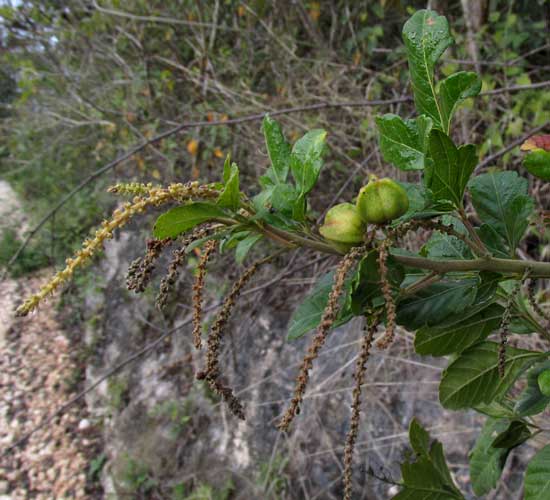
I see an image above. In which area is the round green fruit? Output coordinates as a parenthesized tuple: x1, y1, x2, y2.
(356, 178, 409, 224)
(538, 370, 550, 397)
(319, 203, 364, 244)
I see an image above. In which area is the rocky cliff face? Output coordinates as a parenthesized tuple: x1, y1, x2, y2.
(77, 226, 482, 499)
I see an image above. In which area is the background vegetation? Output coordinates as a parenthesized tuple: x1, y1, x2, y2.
(1, 1, 550, 498)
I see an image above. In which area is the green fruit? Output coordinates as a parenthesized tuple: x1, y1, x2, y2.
(319, 203, 364, 244)
(538, 370, 550, 397)
(357, 178, 409, 224)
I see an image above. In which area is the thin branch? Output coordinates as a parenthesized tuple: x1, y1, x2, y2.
(4, 80, 550, 279)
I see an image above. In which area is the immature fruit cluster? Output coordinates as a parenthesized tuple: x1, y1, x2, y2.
(357, 178, 409, 224)
(319, 178, 409, 244)
(538, 370, 550, 397)
(319, 203, 364, 244)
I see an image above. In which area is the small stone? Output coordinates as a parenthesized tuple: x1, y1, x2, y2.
(78, 419, 91, 432)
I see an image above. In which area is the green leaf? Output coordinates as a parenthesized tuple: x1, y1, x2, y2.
(262, 115, 291, 183)
(422, 224, 473, 260)
(270, 183, 300, 216)
(469, 418, 511, 496)
(415, 303, 503, 356)
(409, 418, 431, 456)
(287, 271, 354, 341)
(425, 130, 476, 207)
(491, 420, 531, 449)
(438, 71, 481, 134)
(351, 251, 405, 315)
(524, 150, 550, 181)
(217, 161, 240, 210)
(402, 10, 453, 130)
(392, 418, 465, 500)
(469, 171, 534, 251)
(376, 114, 432, 171)
(515, 360, 550, 416)
(474, 400, 517, 419)
(290, 129, 327, 196)
(153, 203, 228, 239)
(235, 233, 263, 264)
(439, 341, 541, 410)
(397, 277, 479, 330)
(525, 446, 550, 500)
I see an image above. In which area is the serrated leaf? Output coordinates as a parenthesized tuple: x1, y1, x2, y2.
(402, 10, 453, 129)
(524, 150, 550, 181)
(425, 130, 476, 207)
(397, 277, 478, 330)
(439, 341, 541, 410)
(439, 71, 481, 134)
(469, 418, 511, 496)
(270, 183, 300, 216)
(235, 233, 263, 264)
(422, 228, 472, 260)
(153, 203, 228, 239)
(516, 360, 550, 416)
(415, 303, 502, 356)
(262, 115, 291, 183)
(392, 418, 465, 500)
(290, 129, 327, 196)
(524, 446, 550, 500)
(469, 171, 534, 251)
(376, 114, 432, 171)
(217, 161, 240, 210)
(287, 271, 353, 341)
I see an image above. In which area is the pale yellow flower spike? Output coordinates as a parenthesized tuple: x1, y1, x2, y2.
(15, 182, 219, 317)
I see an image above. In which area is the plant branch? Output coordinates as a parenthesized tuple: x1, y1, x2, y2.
(5, 81, 550, 280)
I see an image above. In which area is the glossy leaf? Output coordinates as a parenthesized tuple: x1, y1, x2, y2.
(287, 271, 353, 341)
(392, 418, 465, 500)
(397, 277, 478, 330)
(515, 360, 550, 416)
(425, 130, 476, 207)
(524, 446, 550, 500)
(290, 129, 327, 196)
(524, 150, 550, 181)
(469, 171, 534, 251)
(415, 303, 502, 356)
(469, 418, 511, 496)
(153, 203, 227, 239)
(439, 342, 541, 410)
(376, 114, 432, 171)
(402, 10, 453, 129)
(262, 115, 291, 183)
(439, 71, 481, 134)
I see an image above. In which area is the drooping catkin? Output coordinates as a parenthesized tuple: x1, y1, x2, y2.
(498, 269, 531, 377)
(127, 238, 172, 293)
(527, 278, 550, 325)
(155, 227, 211, 311)
(192, 240, 218, 349)
(277, 246, 365, 432)
(16, 181, 219, 316)
(343, 312, 381, 500)
(376, 240, 396, 350)
(197, 253, 276, 419)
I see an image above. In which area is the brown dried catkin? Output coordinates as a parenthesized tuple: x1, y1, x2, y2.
(277, 246, 365, 432)
(343, 313, 380, 500)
